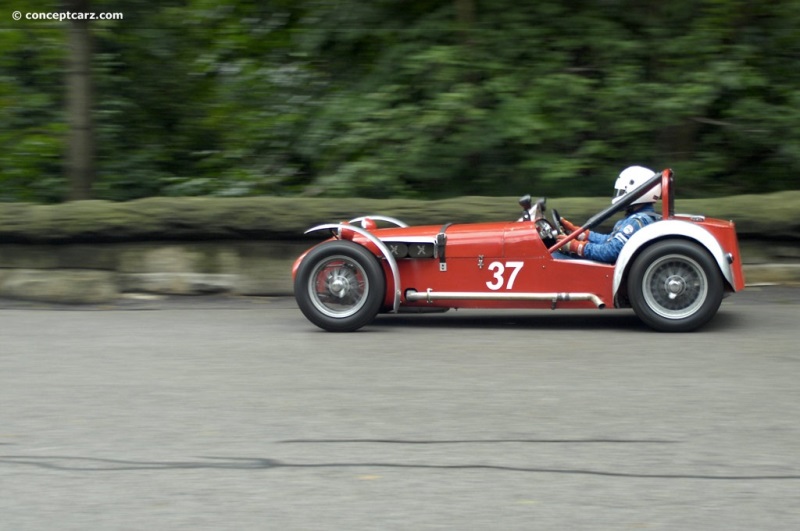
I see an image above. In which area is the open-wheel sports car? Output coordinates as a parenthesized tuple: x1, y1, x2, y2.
(292, 169, 745, 332)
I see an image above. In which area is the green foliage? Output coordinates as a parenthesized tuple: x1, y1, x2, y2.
(0, 16, 66, 202)
(2, 191, 800, 243)
(0, 0, 799, 202)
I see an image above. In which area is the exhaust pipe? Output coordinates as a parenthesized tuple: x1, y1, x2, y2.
(405, 289, 606, 309)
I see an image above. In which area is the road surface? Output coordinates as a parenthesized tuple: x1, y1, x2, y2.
(1, 287, 799, 530)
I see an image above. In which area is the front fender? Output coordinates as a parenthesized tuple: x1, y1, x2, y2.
(613, 220, 736, 299)
(304, 224, 401, 313)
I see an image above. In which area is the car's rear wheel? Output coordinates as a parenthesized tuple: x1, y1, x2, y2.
(628, 239, 723, 332)
(294, 240, 385, 332)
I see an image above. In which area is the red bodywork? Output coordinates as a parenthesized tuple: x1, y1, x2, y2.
(357, 222, 615, 311)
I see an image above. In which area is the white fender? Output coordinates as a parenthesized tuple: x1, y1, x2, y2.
(613, 220, 736, 298)
(349, 215, 408, 228)
(305, 224, 401, 313)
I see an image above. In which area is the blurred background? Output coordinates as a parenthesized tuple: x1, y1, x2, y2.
(1, 0, 799, 203)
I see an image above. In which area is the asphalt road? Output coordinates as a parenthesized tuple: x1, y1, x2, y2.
(1, 287, 799, 530)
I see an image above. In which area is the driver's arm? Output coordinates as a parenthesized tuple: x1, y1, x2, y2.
(581, 237, 625, 264)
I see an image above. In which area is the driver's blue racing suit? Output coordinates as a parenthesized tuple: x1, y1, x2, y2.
(557, 204, 659, 264)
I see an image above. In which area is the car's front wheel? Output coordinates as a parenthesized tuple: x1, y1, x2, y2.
(294, 240, 386, 332)
(628, 239, 724, 332)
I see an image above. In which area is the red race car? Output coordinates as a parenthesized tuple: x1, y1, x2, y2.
(292, 169, 745, 332)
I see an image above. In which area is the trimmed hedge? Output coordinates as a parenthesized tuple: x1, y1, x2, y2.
(1, 191, 798, 243)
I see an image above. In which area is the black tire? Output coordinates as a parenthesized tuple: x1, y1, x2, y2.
(294, 240, 386, 332)
(627, 239, 724, 332)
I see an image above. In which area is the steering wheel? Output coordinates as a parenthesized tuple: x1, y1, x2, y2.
(534, 219, 557, 247)
(552, 208, 565, 234)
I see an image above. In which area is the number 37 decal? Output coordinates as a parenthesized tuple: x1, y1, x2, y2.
(485, 261, 524, 290)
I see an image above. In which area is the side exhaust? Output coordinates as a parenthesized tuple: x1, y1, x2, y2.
(405, 289, 606, 309)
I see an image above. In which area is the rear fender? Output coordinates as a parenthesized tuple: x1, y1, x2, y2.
(304, 224, 401, 313)
(613, 220, 736, 299)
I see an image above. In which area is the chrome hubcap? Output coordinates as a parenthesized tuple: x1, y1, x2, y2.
(665, 275, 686, 300)
(329, 274, 351, 298)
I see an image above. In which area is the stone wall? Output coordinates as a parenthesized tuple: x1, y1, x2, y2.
(2, 190, 799, 303)
(0, 240, 309, 303)
(0, 238, 798, 304)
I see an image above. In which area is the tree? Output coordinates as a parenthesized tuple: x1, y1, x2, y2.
(65, 0, 94, 200)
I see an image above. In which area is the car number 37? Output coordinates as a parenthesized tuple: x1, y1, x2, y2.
(486, 261, 524, 290)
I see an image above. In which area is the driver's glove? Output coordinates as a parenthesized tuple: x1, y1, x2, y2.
(557, 235, 586, 257)
(560, 217, 589, 240)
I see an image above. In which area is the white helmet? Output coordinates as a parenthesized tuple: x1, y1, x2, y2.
(612, 166, 661, 205)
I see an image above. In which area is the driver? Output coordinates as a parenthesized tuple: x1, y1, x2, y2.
(556, 166, 661, 264)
